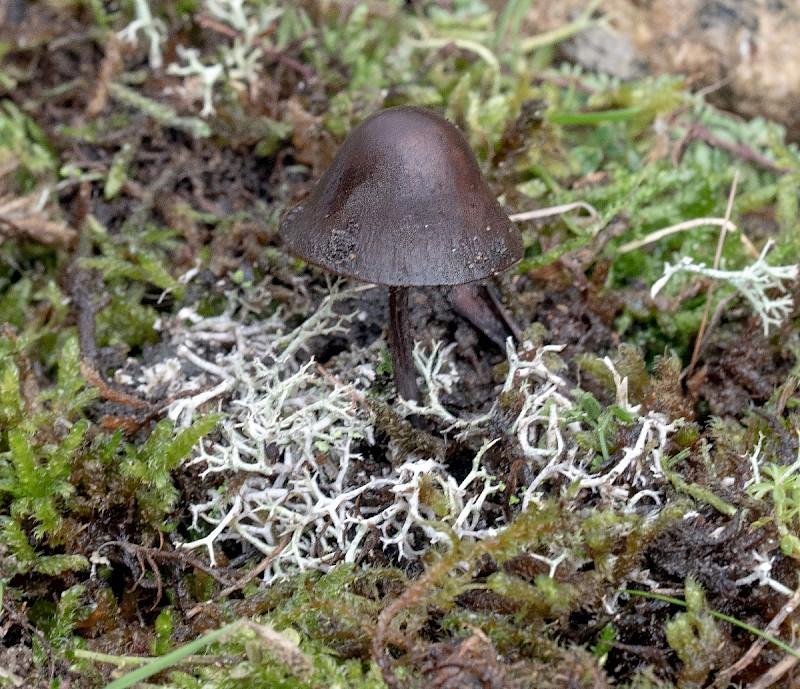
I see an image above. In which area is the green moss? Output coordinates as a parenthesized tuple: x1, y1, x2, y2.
(0, 518, 89, 576)
(28, 583, 91, 658)
(121, 415, 220, 526)
(0, 100, 57, 186)
(0, 336, 94, 550)
(485, 570, 549, 615)
(94, 286, 159, 351)
(2, 0, 800, 686)
(153, 607, 178, 655)
(0, 322, 221, 580)
(1, 422, 84, 537)
(664, 579, 722, 688)
(748, 453, 800, 559)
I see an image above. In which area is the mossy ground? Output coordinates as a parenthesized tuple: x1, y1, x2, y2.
(1, 1, 799, 688)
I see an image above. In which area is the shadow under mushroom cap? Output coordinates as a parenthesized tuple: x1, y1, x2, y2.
(280, 106, 524, 287)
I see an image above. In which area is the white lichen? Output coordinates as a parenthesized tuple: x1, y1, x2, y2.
(651, 239, 798, 335)
(186, 319, 679, 579)
(129, 279, 504, 581)
(117, 0, 167, 69)
(164, 0, 286, 113)
(126, 272, 691, 582)
(167, 47, 224, 116)
(735, 551, 794, 596)
(396, 341, 481, 433)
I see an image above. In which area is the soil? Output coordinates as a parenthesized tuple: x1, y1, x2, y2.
(506, 0, 800, 142)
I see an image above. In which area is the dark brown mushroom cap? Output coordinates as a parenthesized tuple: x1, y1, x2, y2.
(280, 106, 523, 287)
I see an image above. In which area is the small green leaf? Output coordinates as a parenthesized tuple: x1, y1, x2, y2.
(105, 142, 135, 200)
(35, 554, 90, 576)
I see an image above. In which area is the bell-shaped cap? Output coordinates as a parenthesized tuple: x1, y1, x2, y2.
(280, 106, 523, 287)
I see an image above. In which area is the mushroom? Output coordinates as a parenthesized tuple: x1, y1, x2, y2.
(280, 106, 523, 401)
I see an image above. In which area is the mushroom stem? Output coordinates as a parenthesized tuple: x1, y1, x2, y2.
(449, 283, 521, 349)
(387, 285, 420, 402)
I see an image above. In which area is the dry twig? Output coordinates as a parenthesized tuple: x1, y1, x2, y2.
(684, 171, 739, 380)
(86, 31, 124, 119)
(714, 584, 800, 687)
(0, 194, 76, 247)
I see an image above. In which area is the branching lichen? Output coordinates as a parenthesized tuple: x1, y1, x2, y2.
(145, 278, 690, 585)
(168, 283, 507, 579)
(117, 0, 166, 69)
(651, 239, 798, 335)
